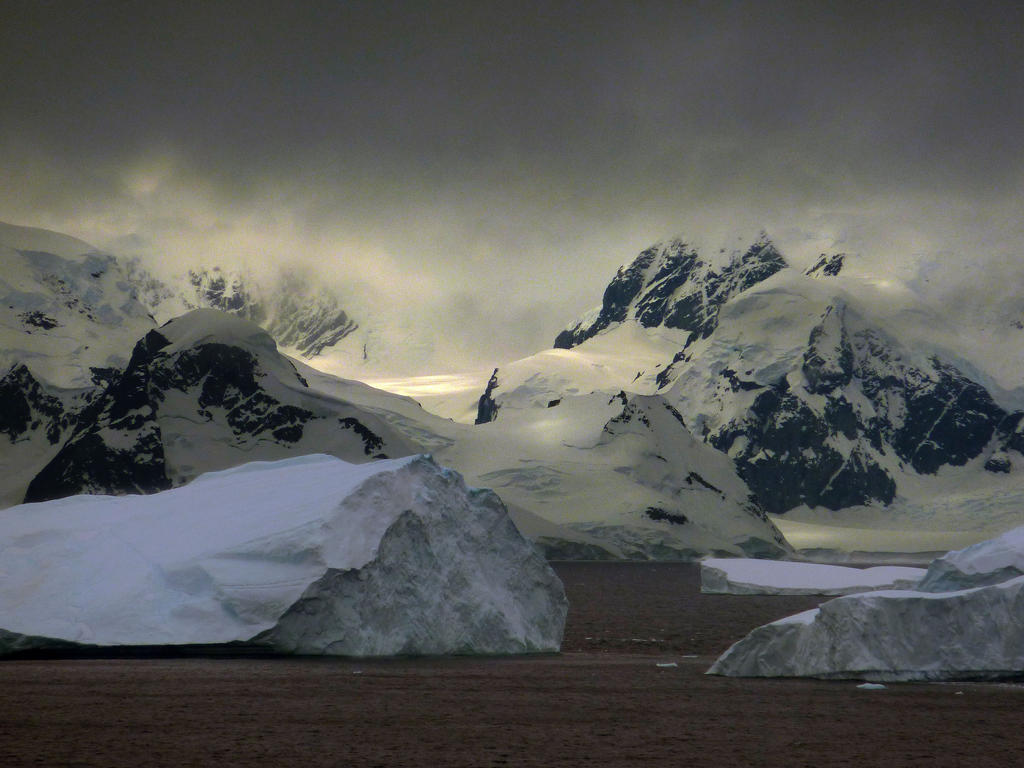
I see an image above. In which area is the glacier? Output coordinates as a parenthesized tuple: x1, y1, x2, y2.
(0, 454, 567, 656)
(700, 558, 924, 595)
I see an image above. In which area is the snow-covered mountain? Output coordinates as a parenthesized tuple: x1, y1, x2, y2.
(6, 307, 788, 559)
(1, 222, 787, 560)
(126, 259, 458, 379)
(457, 233, 1024, 550)
(24, 220, 1024, 558)
(0, 218, 433, 386)
(23, 309, 417, 504)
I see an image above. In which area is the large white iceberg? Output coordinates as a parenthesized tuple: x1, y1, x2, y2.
(0, 454, 567, 656)
(700, 558, 925, 595)
(917, 524, 1024, 592)
(707, 577, 1024, 681)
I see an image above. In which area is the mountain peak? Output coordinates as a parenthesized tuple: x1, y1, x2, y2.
(554, 234, 788, 350)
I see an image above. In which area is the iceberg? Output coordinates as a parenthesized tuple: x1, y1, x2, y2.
(917, 524, 1024, 592)
(707, 577, 1024, 681)
(0, 454, 567, 656)
(700, 558, 924, 595)
(708, 527, 1024, 681)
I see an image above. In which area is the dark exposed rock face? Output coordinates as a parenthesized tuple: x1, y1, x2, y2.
(338, 417, 387, 457)
(0, 363, 108, 506)
(805, 253, 845, 277)
(475, 368, 501, 425)
(0, 364, 75, 446)
(25, 331, 176, 502)
(710, 377, 898, 514)
(555, 235, 787, 350)
(18, 310, 60, 330)
(644, 507, 689, 525)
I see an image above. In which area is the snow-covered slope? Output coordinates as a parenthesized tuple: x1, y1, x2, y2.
(0, 454, 567, 656)
(22, 309, 418, 503)
(437, 391, 789, 559)
(288, 357, 789, 560)
(0, 223, 157, 388)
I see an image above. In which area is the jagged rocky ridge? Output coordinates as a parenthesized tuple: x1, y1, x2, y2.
(129, 264, 360, 359)
(22, 309, 416, 503)
(555, 234, 786, 350)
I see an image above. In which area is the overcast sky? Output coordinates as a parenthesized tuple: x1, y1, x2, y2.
(2, 1, 1022, 373)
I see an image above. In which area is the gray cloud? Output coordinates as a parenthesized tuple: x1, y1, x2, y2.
(2, 0, 1022, 372)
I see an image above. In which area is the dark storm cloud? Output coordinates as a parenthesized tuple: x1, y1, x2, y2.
(2, 0, 1023, 370)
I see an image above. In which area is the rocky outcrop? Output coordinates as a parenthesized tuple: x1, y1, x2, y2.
(0, 364, 72, 446)
(805, 253, 845, 277)
(475, 368, 501, 424)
